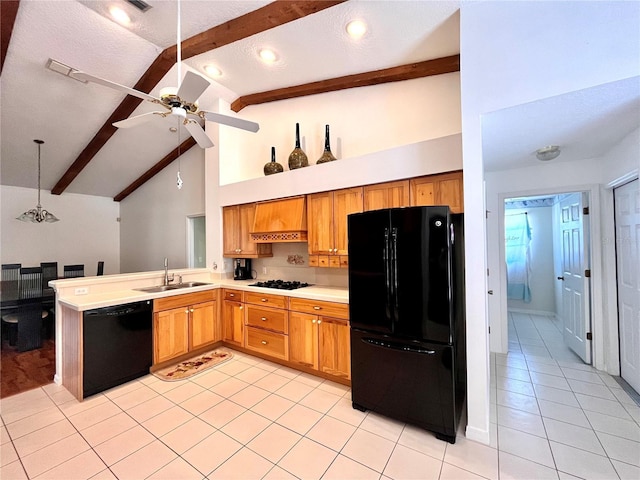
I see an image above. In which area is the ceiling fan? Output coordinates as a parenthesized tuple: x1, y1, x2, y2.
(69, 0, 258, 149)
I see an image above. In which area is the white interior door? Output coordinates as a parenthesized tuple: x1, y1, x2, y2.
(615, 179, 640, 393)
(559, 193, 591, 363)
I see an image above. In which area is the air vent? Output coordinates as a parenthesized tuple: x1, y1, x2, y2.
(126, 0, 152, 12)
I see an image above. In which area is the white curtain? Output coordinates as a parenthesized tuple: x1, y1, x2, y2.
(505, 213, 532, 303)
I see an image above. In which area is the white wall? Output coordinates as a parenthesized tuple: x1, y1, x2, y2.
(460, 0, 639, 444)
(218, 73, 461, 185)
(119, 147, 205, 273)
(506, 206, 556, 314)
(0, 186, 120, 275)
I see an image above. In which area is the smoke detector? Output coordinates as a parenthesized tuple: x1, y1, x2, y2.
(536, 145, 561, 161)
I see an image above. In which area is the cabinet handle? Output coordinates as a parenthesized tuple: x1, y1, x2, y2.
(261, 298, 267, 302)
(313, 306, 321, 310)
(317, 320, 322, 324)
(312, 319, 317, 324)
(239, 306, 244, 310)
(190, 308, 194, 313)
(261, 340, 268, 345)
(261, 317, 267, 321)
(185, 309, 189, 314)
(229, 293, 235, 297)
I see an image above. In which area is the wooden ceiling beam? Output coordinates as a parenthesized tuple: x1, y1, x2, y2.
(51, 0, 346, 197)
(113, 137, 197, 202)
(1, 0, 20, 74)
(231, 54, 460, 112)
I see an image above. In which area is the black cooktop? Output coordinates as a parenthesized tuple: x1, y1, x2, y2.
(249, 280, 312, 290)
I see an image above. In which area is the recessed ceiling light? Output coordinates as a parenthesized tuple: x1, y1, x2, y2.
(204, 65, 222, 78)
(259, 48, 278, 64)
(109, 6, 131, 25)
(346, 20, 367, 39)
(535, 145, 561, 161)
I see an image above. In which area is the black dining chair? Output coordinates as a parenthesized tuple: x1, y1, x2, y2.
(1, 263, 21, 340)
(1, 267, 48, 351)
(97, 261, 104, 276)
(63, 264, 84, 278)
(41, 262, 58, 291)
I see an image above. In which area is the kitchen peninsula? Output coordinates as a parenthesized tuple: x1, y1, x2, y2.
(51, 270, 349, 401)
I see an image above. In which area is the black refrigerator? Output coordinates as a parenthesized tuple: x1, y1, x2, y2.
(348, 206, 466, 443)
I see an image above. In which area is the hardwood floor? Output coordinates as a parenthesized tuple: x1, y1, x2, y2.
(0, 338, 56, 399)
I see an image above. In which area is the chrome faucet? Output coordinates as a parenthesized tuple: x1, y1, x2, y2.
(163, 257, 174, 286)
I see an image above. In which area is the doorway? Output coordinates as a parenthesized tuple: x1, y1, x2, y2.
(504, 191, 592, 364)
(187, 215, 206, 268)
(614, 179, 640, 393)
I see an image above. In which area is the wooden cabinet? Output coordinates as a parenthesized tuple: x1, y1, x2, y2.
(222, 289, 244, 347)
(288, 298, 351, 380)
(223, 203, 272, 258)
(153, 290, 219, 365)
(307, 187, 363, 268)
(244, 292, 289, 360)
(364, 180, 410, 211)
(410, 170, 463, 213)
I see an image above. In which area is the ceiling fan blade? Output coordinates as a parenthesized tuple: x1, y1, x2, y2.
(71, 71, 159, 103)
(113, 112, 165, 128)
(177, 71, 210, 103)
(184, 119, 214, 149)
(202, 111, 260, 133)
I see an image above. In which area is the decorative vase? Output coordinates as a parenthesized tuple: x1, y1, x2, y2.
(316, 124, 337, 164)
(288, 123, 308, 169)
(264, 146, 283, 175)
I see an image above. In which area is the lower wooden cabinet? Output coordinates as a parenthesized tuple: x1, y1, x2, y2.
(153, 291, 219, 365)
(222, 290, 245, 347)
(289, 298, 351, 380)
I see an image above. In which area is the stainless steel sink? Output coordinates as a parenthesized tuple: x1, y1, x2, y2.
(134, 281, 211, 293)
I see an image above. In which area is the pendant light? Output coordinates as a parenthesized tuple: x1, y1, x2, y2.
(16, 140, 59, 223)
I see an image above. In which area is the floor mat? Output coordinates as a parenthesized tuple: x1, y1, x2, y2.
(152, 349, 233, 381)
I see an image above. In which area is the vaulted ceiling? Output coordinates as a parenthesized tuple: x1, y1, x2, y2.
(0, 0, 461, 200)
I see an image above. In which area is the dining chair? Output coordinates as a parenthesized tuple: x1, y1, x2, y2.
(1, 267, 48, 350)
(63, 264, 84, 278)
(97, 261, 104, 276)
(41, 262, 58, 291)
(1, 263, 21, 339)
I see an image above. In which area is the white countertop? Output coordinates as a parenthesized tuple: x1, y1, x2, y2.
(57, 278, 349, 311)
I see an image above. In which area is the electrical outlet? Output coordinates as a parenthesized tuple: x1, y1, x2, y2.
(262, 267, 267, 275)
(74, 287, 88, 295)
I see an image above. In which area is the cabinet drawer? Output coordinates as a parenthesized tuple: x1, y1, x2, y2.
(245, 327, 288, 360)
(154, 290, 216, 312)
(245, 292, 287, 309)
(223, 289, 244, 302)
(289, 298, 349, 320)
(245, 305, 288, 333)
(339, 256, 349, 268)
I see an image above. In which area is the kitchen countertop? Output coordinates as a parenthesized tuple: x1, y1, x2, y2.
(57, 278, 349, 311)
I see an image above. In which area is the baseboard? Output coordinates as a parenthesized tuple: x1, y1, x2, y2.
(508, 308, 557, 317)
(465, 425, 490, 445)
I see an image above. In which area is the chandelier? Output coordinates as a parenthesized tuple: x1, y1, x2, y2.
(16, 140, 59, 223)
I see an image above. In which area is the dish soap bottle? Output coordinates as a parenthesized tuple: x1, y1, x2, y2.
(288, 123, 308, 169)
(316, 124, 337, 164)
(264, 146, 284, 175)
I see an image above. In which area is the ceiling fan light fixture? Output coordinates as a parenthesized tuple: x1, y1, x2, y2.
(346, 20, 367, 39)
(109, 6, 131, 26)
(535, 145, 561, 161)
(17, 140, 59, 224)
(204, 65, 222, 78)
(259, 48, 278, 64)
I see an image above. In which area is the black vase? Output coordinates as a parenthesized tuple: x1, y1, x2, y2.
(316, 124, 337, 164)
(264, 146, 284, 175)
(288, 123, 308, 169)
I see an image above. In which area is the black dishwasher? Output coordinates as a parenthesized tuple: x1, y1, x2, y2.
(83, 300, 153, 398)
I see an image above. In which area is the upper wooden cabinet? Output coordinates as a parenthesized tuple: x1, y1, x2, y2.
(410, 170, 463, 213)
(307, 187, 363, 268)
(223, 203, 273, 258)
(364, 180, 410, 211)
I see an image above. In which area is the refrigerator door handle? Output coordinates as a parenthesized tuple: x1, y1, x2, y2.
(362, 337, 436, 355)
(383, 228, 392, 321)
(391, 227, 399, 323)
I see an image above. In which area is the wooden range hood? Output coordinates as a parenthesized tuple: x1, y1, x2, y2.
(250, 196, 307, 243)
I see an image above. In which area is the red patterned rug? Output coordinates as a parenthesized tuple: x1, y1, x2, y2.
(152, 349, 233, 381)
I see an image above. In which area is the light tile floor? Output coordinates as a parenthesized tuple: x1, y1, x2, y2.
(1, 311, 638, 480)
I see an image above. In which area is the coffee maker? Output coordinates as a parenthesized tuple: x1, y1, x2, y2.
(233, 258, 253, 280)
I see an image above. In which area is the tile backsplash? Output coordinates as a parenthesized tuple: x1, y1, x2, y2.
(251, 243, 348, 288)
